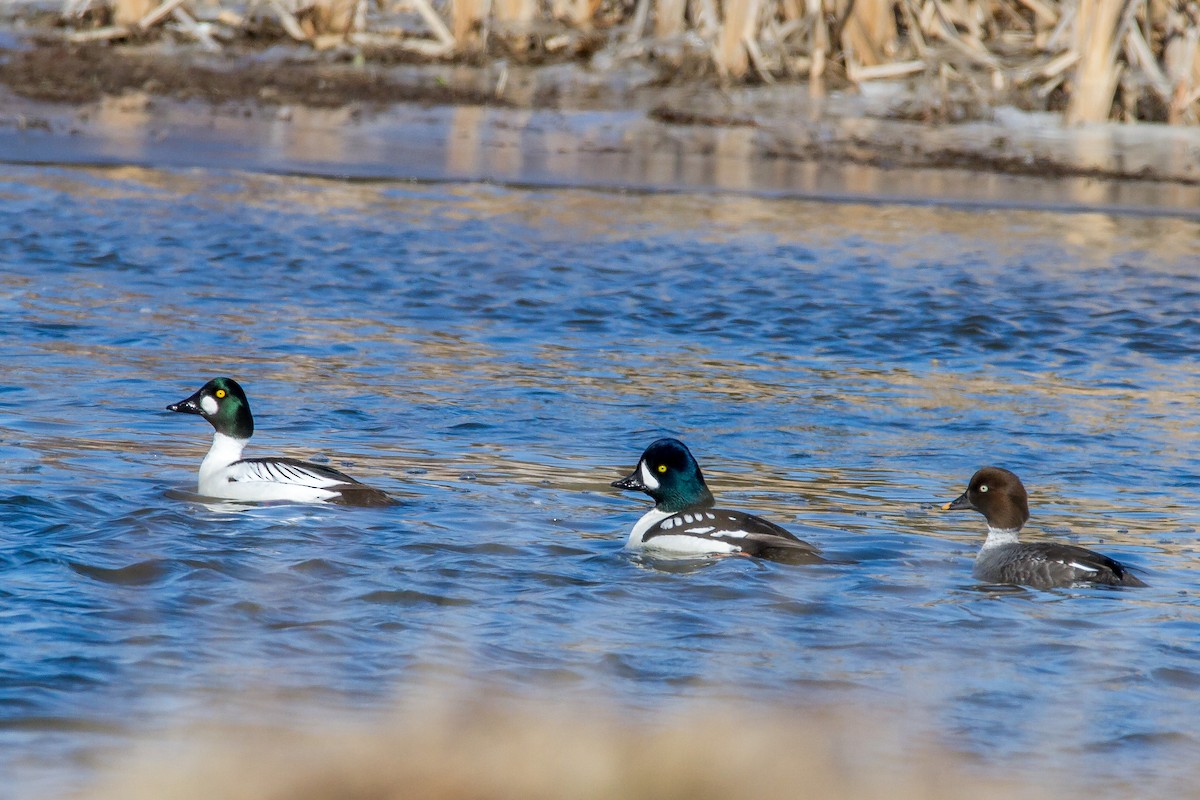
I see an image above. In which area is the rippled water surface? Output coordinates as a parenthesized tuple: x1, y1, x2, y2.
(3, 164, 1200, 796)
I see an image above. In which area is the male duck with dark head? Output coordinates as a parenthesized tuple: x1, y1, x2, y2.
(167, 377, 393, 507)
(942, 466, 1145, 589)
(611, 438, 824, 564)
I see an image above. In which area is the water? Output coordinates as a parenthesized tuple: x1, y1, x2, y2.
(1, 163, 1200, 796)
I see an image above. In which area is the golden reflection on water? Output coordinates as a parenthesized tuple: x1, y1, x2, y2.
(26, 77, 1200, 217)
(447, 106, 486, 176)
(14, 166, 1200, 266)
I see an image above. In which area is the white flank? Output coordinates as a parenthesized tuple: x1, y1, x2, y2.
(642, 534, 739, 557)
(195, 432, 340, 503)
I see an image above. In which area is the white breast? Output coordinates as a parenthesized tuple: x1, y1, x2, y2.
(626, 508, 673, 548)
(197, 432, 247, 493)
(981, 526, 1021, 549)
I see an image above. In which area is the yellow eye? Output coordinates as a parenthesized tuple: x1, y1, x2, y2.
(657, 464, 667, 473)
(215, 389, 226, 399)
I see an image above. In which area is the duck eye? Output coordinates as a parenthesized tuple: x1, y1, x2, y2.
(215, 389, 226, 399)
(979, 484, 988, 493)
(657, 464, 667, 473)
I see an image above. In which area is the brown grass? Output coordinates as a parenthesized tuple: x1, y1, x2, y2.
(87, 698, 1064, 800)
(61, 0, 1200, 124)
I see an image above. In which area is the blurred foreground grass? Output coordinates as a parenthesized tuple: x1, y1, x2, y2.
(89, 696, 1063, 800)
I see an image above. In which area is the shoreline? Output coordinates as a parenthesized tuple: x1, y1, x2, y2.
(2, 34, 1200, 216)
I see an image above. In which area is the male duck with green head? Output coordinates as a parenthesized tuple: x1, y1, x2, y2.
(612, 438, 824, 563)
(167, 377, 392, 506)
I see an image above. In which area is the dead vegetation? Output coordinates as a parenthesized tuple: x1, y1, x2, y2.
(87, 698, 1072, 800)
(38, 0, 1200, 123)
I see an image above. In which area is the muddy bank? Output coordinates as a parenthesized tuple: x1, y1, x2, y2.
(2, 35, 1200, 215)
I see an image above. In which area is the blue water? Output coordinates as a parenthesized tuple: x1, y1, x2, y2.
(2, 164, 1200, 796)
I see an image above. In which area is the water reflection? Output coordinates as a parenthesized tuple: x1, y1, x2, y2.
(6, 92, 1200, 214)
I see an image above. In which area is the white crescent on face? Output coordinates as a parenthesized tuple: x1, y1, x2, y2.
(201, 395, 219, 415)
(639, 461, 660, 491)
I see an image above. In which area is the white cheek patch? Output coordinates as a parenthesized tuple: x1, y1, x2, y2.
(200, 395, 219, 415)
(639, 462, 660, 491)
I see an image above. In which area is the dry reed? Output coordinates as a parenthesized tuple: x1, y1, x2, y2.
(1066, 0, 1125, 123)
(86, 697, 1072, 800)
(66, 0, 1200, 124)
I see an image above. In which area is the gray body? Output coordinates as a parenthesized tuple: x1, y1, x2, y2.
(974, 537, 1146, 589)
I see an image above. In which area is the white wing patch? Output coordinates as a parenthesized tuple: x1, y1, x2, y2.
(659, 513, 717, 530)
(1067, 561, 1099, 573)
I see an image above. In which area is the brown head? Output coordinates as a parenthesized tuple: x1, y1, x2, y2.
(941, 466, 1030, 530)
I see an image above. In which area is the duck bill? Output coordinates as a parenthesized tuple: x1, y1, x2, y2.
(611, 467, 646, 492)
(166, 390, 204, 415)
(941, 491, 972, 511)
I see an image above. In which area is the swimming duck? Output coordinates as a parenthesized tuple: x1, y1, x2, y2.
(166, 377, 393, 507)
(611, 438, 823, 563)
(942, 466, 1145, 588)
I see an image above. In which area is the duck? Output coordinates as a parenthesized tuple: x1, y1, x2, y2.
(166, 377, 393, 507)
(611, 438, 824, 563)
(942, 466, 1145, 589)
